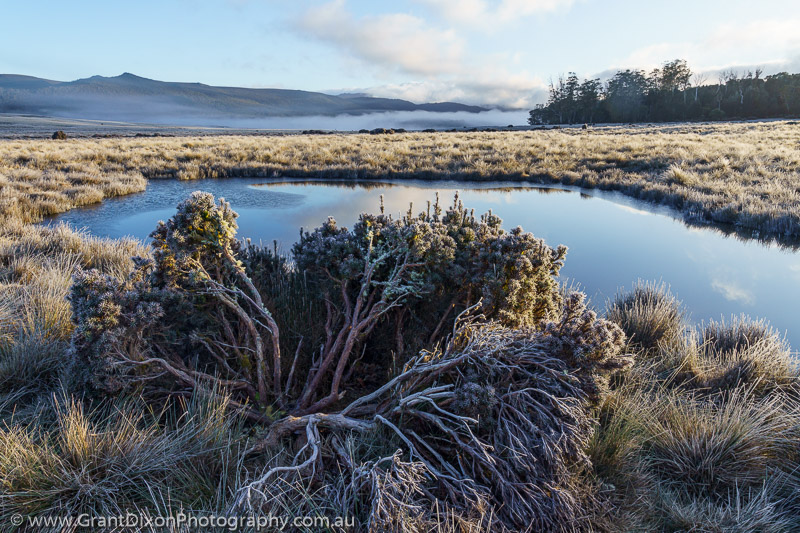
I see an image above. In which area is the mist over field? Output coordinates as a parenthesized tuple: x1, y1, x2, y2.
(209, 109, 530, 130)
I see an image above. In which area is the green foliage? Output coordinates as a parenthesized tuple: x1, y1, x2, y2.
(708, 108, 726, 120)
(530, 59, 800, 124)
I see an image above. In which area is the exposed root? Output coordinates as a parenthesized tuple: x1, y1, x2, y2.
(235, 296, 630, 531)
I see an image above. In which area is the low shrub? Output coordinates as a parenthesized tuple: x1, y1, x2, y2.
(68, 191, 569, 416)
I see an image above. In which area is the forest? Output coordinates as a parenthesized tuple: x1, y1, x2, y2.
(528, 59, 800, 124)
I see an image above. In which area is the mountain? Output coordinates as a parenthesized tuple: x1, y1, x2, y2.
(0, 73, 487, 125)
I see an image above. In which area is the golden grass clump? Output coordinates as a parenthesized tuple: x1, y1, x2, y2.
(0, 392, 246, 522)
(607, 281, 685, 353)
(593, 285, 800, 531)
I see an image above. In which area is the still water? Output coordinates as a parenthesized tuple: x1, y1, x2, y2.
(46, 178, 800, 351)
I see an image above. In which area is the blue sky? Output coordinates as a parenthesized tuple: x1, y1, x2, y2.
(2, 0, 799, 106)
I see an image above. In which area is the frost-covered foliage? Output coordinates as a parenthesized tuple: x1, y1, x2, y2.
(294, 193, 566, 330)
(68, 267, 171, 396)
(69, 193, 281, 418)
(539, 291, 631, 404)
(68, 192, 568, 416)
(290, 192, 568, 394)
(149, 190, 242, 288)
(607, 281, 684, 353)
(289, 193, 567, 412)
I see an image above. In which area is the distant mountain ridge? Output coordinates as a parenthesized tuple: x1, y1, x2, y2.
(0, 73, 487, 125)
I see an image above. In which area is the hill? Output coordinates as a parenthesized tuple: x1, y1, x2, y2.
(0, 73, 486, 124)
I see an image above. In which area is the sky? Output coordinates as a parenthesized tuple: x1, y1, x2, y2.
(2, 0, 799, 107)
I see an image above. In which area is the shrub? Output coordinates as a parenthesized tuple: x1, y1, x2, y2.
(68, 192, 277, 420)
(236, 299, 631, 532)
(69, 191, 569, 417)
(708, 108, 726, 121)
(66, 191, 634, 531)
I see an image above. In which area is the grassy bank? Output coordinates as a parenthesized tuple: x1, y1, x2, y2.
(1, 120, 799, 242)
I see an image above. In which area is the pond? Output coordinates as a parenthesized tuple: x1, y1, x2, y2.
(46, 177, 800, 351)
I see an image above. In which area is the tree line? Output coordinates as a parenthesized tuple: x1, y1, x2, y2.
(528, 59, 800, 125)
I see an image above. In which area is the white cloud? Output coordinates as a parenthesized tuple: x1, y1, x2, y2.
(711, 279, 755, 305)
(617, 18, 800, 75)
(296, 0, 464, 76)
(295, 0, 547, 107)
(349, 77, 548, 108)
(415, 0, 576, 26)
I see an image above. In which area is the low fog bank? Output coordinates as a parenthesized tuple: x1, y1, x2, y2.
(0, 110, 535, 139)
(18, 105, 531, 131)
(222, 109, 531, 130)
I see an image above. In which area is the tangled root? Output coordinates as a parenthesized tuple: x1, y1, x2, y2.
(235, 297, 631, 532)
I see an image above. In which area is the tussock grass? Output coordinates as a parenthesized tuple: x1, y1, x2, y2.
(638, 390, 796, 496)
(632, 389, 800, 531)
(591, 378, 800, 530)
(0, 223, 147, 398)
(652, 484, 792, 533)
(607, 287, 799, 398)
(594, 285, 800, 531)
(607, 281, 684, 353)
(0, 391, 246, 522)
(1, 120, 800, 242)
(693, 317, 799, 398)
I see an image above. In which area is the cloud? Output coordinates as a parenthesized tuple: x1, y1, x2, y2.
(415, 0, 576, 26)
(295, 1, 547, 107)
(352, 76, 548, 108)
(711, 279, 755, 305)
(616, 18, 800, 75)
(296, 0, 464, 76)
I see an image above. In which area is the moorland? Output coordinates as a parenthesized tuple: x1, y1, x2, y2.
(1, 121, 799, 531)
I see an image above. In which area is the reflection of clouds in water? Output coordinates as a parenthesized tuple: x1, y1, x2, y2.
(281, 186, 454, 231)
(272, 185, 553, 236)
(614, 204, 651, 216)
(711, 279, 755, 305)
(467, 191, 512, 205)
(789, 263, 800, 282)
